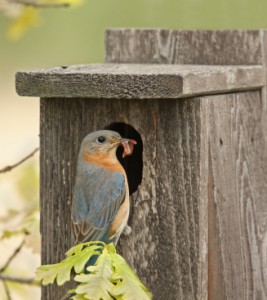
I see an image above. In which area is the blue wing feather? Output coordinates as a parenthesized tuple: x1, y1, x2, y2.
(72, 162, 126, 244)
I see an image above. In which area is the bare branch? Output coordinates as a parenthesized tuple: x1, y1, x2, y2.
(0, 147, 39, 174)
(0, 232, 37, 296)
(0, 239, 25, 273)
(60, 293, 73, 300)
(0, 274, 38, 285)
(10, 0, 70, 8)
(3, 281, 12, 300)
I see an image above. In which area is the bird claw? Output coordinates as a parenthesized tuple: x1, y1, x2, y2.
(123, 225, 132, 235)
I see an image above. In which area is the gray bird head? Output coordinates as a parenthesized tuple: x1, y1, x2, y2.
(81, 130, 123, 157)
(80, 130, 137, 161)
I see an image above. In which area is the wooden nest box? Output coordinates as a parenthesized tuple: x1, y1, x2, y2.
(16, 29, 267, 300)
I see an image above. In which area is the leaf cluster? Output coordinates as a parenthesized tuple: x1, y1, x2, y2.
(0, 161, 40, 250)
(36, 242, 152, 300)
(0, 159, 40, 299)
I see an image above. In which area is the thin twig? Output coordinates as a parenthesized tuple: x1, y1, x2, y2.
(0, 274, 38, 285)
(0, 147, 39, 174)
(60, 293, 73, 300)
(0, 239, 38, 287)
(10, 0, 70, 8)
(0, 239, 25, 273)
(3, 280, 12, 300)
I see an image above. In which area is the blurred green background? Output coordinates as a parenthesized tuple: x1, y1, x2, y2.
(1, 0, 267, 299)
(2, 0, 267, 70)
(1, 0, 267, 165)
(1, 0, 267, 169)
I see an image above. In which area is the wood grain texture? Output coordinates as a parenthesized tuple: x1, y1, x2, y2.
(16, 64, 265, 99)
(37, 29, 267, 300)
(105, 29, 262, 65)
(105, 29, 267, 300)
(40, 97, 206, 300)
(202, 91, 267, 299)
(40, 91, 267, 300)
(259, 31, 267, 149)
(40, 99, 82, 299)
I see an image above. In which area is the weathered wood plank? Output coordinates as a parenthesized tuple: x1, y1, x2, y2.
(40, 91, 267, 300)
(259, 31, 267, 149)
(40, 99, 82, 299)
(16, 64, 265, 99)
(105, 29, 267, 300)
(202, 91, 267, 299)
(40, 97, 206, 300)
(105, 29, 262, 65)
(37, 29, 267, 300)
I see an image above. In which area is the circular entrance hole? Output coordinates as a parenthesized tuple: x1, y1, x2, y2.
(104, 122, 143, 195)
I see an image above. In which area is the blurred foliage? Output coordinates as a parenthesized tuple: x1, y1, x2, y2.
(0, 160, 39, 235)
(36, 242, 152, 300)
(0, 160, 40, 246)
(16, 158, 39, 207)
(2, 0, 267, 45)
(8, 6, 40, 40)
(0, 159, 40, 299)
(0, 0, 82, 39)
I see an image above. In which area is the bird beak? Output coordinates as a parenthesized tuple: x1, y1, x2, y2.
(120, 138, 137, 158)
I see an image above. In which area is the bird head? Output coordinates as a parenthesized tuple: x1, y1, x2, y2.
(81, 130, 136, 160)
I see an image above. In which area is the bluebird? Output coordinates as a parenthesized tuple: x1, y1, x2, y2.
(71, 130, 137, 247)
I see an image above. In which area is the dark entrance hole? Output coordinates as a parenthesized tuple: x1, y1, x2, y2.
(104, 122, 143, 196)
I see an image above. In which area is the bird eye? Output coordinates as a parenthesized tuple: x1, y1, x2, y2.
(96, 136, 106, 143)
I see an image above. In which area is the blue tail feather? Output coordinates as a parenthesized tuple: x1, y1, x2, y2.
(84, 230, 117, 273)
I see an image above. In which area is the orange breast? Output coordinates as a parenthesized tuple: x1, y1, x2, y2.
(109, 193, 130, 238)
(83, 152, 125, 173)
(83, 151, 129, 239)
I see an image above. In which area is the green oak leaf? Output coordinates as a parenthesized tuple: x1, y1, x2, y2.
(110, 253, 152, 300)
(36, 241, 153, 300)
(36, 242, 104, 286)
(72, 294, 88, 300)
(74, 247, 114, 300)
